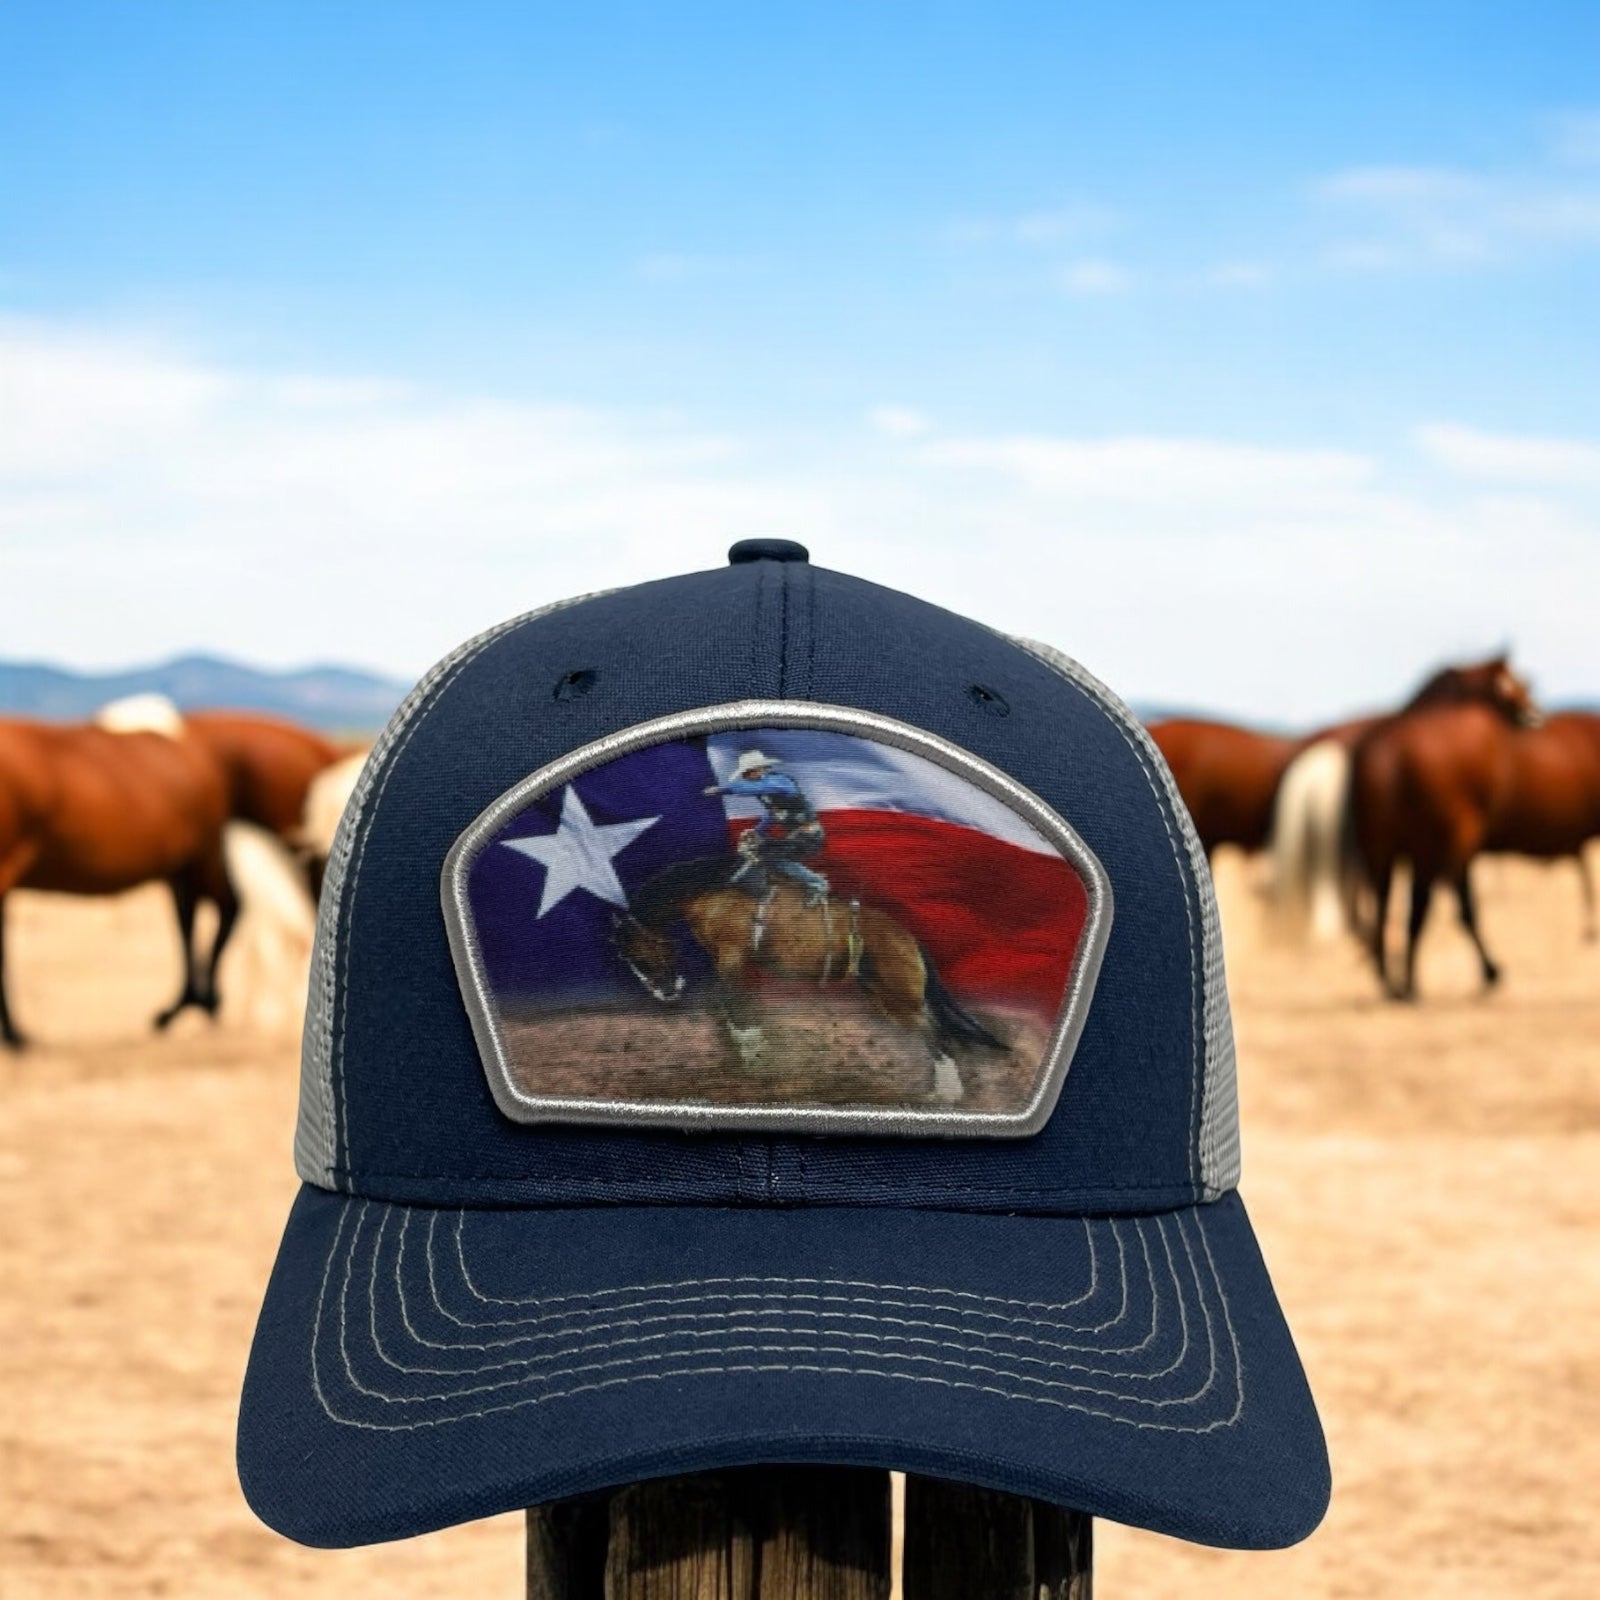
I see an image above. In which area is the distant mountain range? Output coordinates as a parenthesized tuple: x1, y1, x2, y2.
(0, 653, 410, 732)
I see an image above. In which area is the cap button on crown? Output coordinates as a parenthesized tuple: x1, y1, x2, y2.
(728, 538, 810, 565)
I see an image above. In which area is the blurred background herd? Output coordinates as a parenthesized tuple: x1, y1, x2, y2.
(2, 641, 1594, 1055)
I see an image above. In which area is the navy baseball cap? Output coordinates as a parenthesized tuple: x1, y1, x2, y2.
(238, 540, 1328, 1550)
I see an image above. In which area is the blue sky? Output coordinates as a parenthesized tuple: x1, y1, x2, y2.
(2, 2, 1597, 719)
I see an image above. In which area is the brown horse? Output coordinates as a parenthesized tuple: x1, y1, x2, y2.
(612, 857, 1006, 1103)
(1145, 719, 1303, 857)
(0, 720, 238, 1045)
(1343, 657, 1541, 1000)
(1150, 659, 1523, 858)
(1484, 711, 1600, 939)
(184, 711, 346, 840)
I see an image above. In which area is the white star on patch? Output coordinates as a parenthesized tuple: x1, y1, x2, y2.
(500, 786, 659, 918)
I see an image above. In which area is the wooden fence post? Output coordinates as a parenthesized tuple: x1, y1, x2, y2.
(901, 1476, 1092, 1600)
(526, 1466, 1090, 1599)
(529, 1467, 891, 1600)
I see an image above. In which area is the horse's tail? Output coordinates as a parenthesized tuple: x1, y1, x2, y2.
(919, 948, 1006, 1052)
(1337, 743, 1375, 946)
(220, 821, 316, 1035)
(1269, 738, 1351, 943)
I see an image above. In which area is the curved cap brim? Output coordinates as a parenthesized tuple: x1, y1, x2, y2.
(238, 1186, 1328, 1549)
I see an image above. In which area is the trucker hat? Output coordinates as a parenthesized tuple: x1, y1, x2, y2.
(238, 539, 1329, 1550)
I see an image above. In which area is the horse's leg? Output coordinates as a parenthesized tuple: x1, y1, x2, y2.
(1452, 868, 1501, 989)
(0, 836, 38, 1049)
(194, 842, 241, 1016)
(1398, 869, 1435, 1002)
(1367, 861, 1394, 996)
(0, 894, 24, 1050)
(154, 871, 202, 1029)
(1579, 851, 1598, 944)
(860, 944, 962, 1104)
(712, 948, 765, 1071)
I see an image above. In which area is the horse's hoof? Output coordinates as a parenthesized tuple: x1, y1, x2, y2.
(152, 1006, 182, 1032)
(726, 1021, 767, 1072)
(2, 1031, 28, 1053)
(930, 1056, 964, 1103)
(1483, 965, 1502, 989)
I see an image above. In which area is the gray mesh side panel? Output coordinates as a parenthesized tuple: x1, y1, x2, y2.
(1011, 637, 1241, 1198)
(294, 591, 607, 1188)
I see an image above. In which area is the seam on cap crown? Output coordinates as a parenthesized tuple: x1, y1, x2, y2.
(1010, 637, 1241, 1199)
(296, 590, 611, 1190)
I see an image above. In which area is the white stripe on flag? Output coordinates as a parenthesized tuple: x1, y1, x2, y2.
(705, 729, 1055, 855)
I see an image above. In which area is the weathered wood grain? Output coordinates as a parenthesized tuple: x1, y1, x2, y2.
(529, 1467, 892, 1600)
(526, 1494, 612, 1600)
(1031, 1500, 1093, 1600)
(902, 1478, 1033, 1600)
(901, 1476, 1092, 1600)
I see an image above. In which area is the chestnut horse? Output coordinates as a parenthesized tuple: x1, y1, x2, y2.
(1151, 658, 1522, 858)
(0, 719, 238, 1046)
(1484, 711, 1600, 940)
(1145, 719, 1302, 857)
(1270, 658, 1546, 939)
(1343, 658, 1541, 1000)
(184, 711, 346, 841)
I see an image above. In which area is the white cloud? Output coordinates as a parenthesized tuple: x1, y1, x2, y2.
(1418, 423, 1600, 487)
(2, 314, 1596, 723)
(866, 405, 932, 440)
(1549, 109, 1600, 167)
(633, 252, 759, 282)
(1317, 155, 1600, 267)
(0, 317, 836, 676)
(1059, 259, 1130, 295)
(1206, 260, 1275, 289)
(946, 203, 1119, 247)
(920, 433, 1371, 507)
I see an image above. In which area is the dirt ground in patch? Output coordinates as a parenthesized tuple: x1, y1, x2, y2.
(3, 853, 1598, 1597)
(503, 994, 1048, 1112)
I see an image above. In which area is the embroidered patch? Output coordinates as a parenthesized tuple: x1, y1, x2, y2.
(441, 702, 1111, 1137)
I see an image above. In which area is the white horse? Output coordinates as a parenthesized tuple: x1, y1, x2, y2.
(94, 692, 188, 738)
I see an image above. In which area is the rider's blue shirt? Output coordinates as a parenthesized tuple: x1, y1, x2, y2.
(709, 772, 810, 836)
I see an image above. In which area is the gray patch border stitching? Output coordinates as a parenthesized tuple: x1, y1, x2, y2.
(439, 699, 1114, 1139)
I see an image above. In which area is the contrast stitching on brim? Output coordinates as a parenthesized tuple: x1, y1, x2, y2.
(398, 1212, 1152, 1357)
(301, 1205, 1244, 1435)
(446, 1212, 1111, 1320)
(373, 1208, 1190, 1387)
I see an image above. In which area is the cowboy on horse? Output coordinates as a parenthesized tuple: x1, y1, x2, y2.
(703, 749, 831, 906)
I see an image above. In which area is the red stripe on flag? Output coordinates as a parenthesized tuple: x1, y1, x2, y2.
(730, 810, 1087, 1017)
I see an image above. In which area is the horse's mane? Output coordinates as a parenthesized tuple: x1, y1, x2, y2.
(629, 855, 738, 929)
(1404, 657, 1505, 710)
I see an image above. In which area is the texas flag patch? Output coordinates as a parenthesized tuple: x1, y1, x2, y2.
(441, 703, 1111, 1137)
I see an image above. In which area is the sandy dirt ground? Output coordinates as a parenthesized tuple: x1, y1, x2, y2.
(3, 854, 1598, 1597)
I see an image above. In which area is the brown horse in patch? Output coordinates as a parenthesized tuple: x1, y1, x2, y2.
(0, 720, 239, 1045)
(1343, 657, 1541, 1000)
(612, 857, 1006, 1104)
